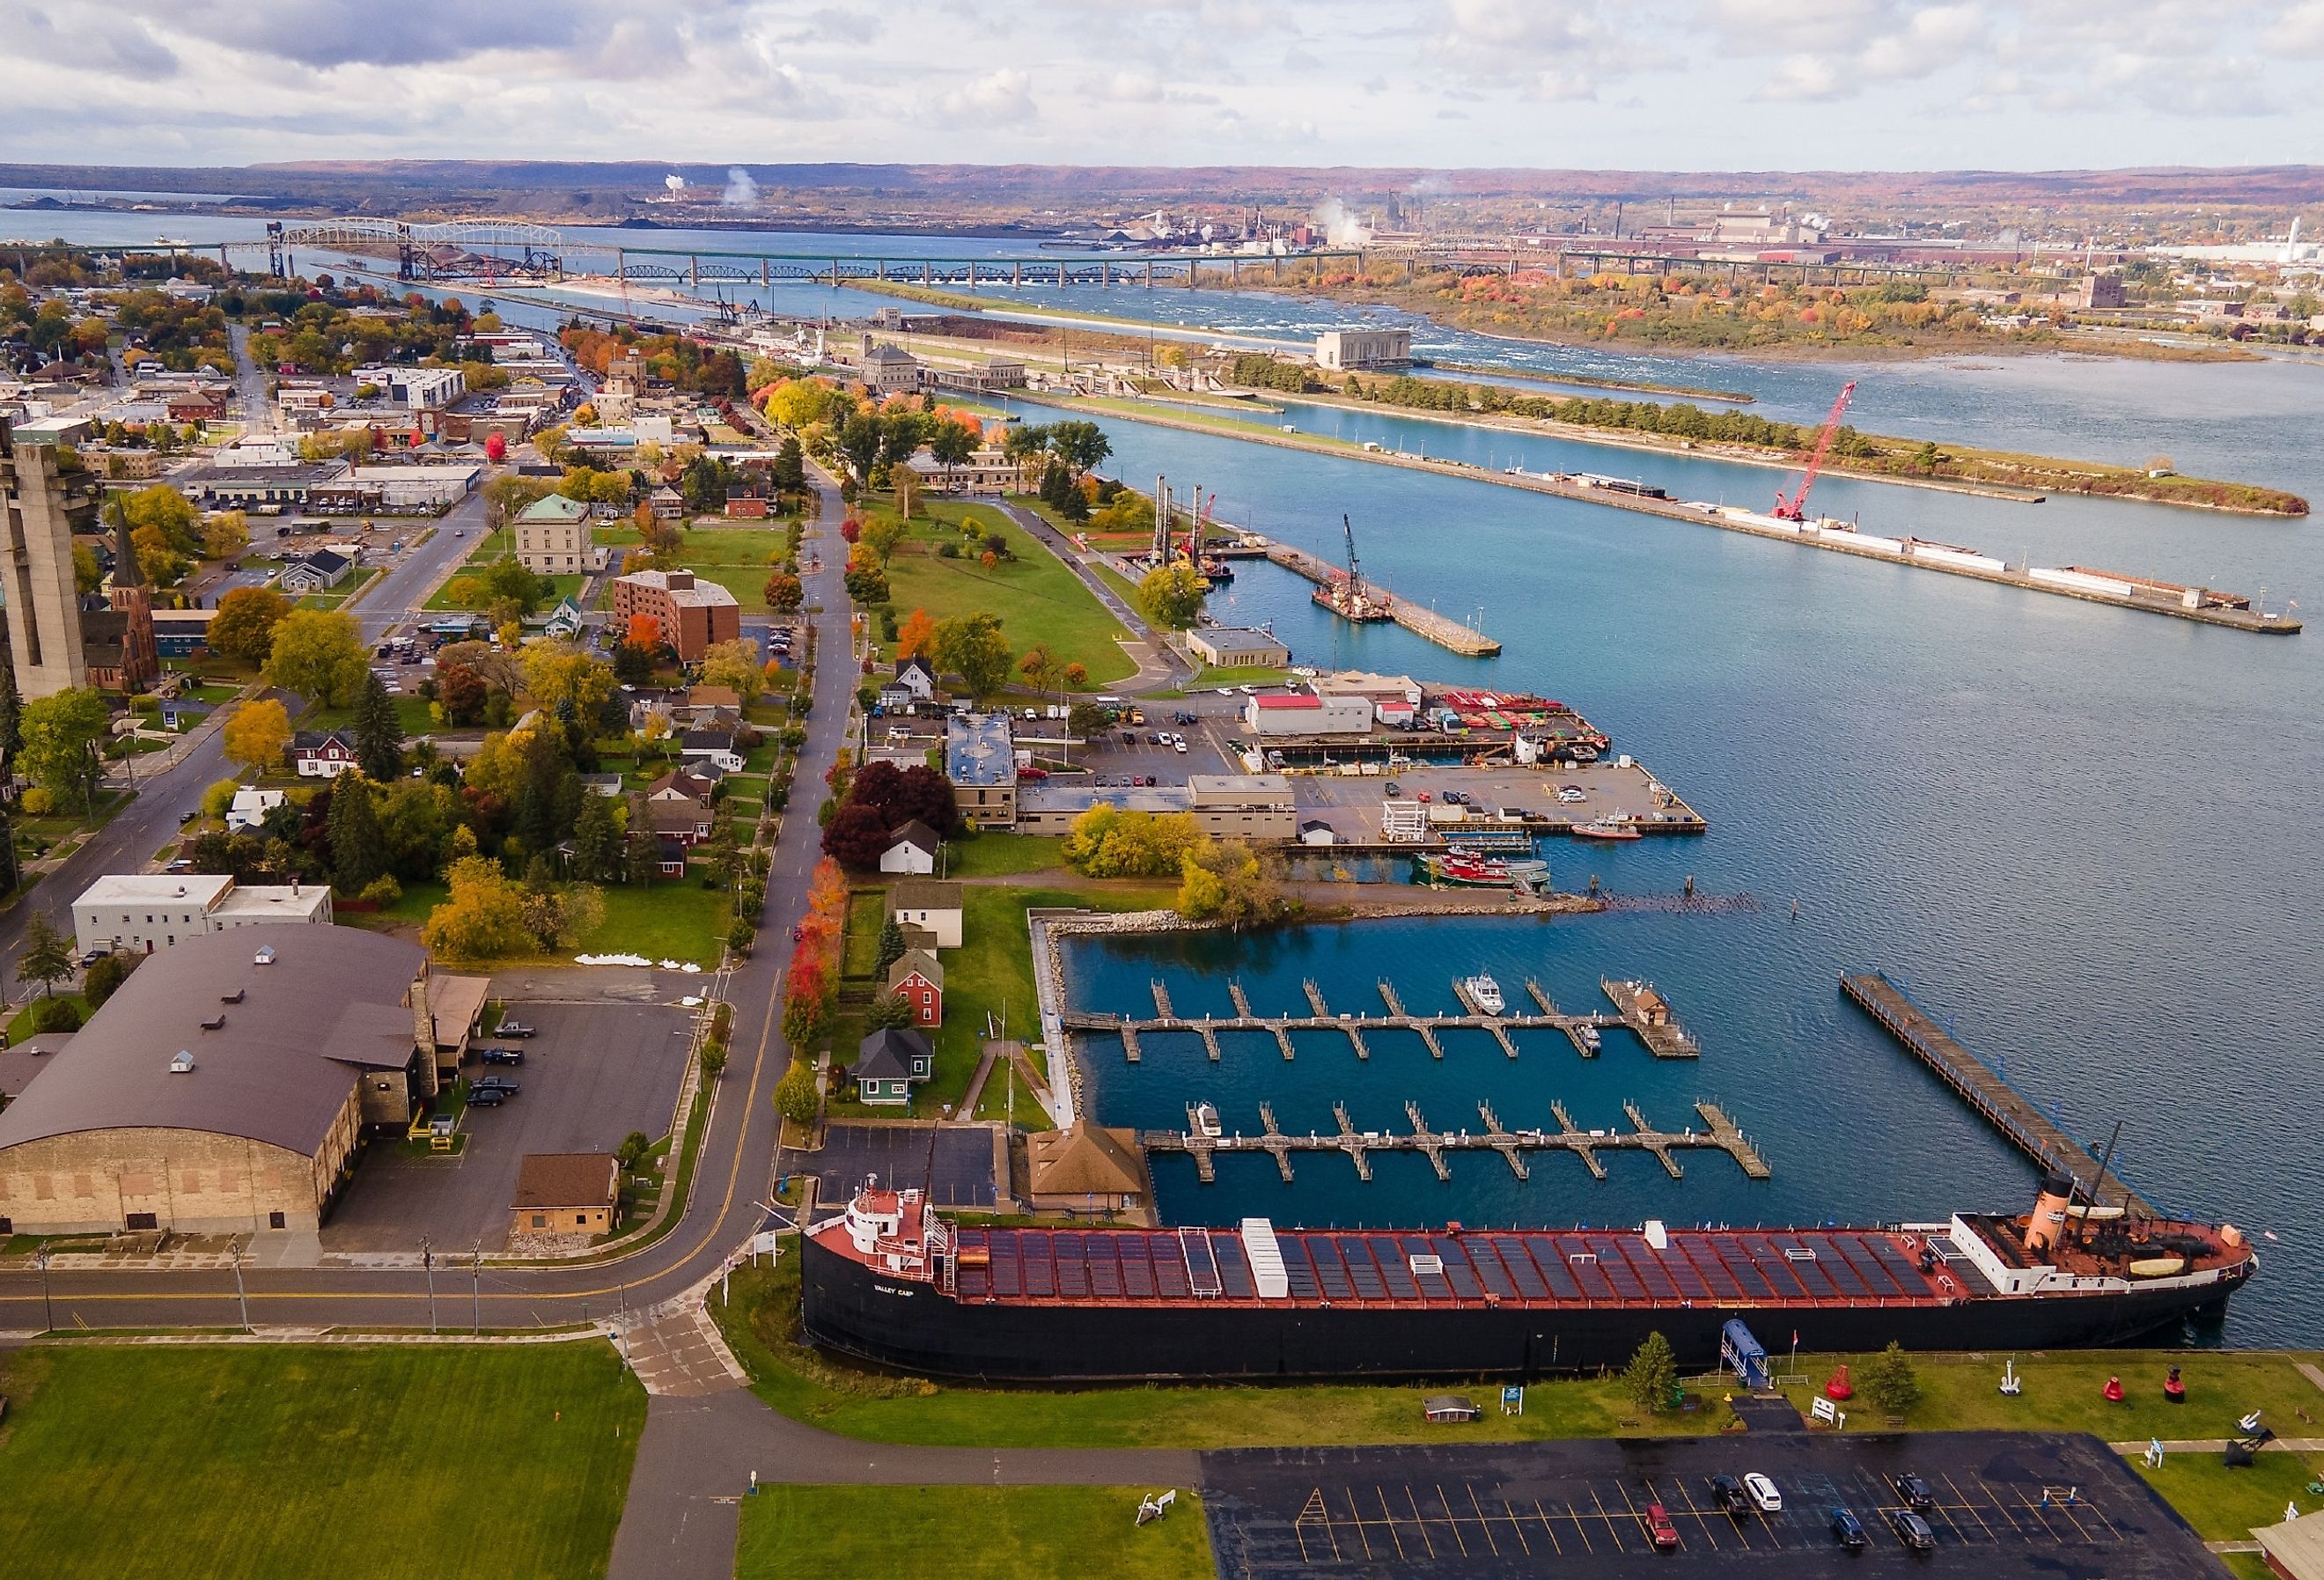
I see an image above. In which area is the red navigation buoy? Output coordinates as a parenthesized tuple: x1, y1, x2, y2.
(1825, 1364, 1855, 1401)
(2103, 1375, 2126, 1403)
(2164, 1365, 2187, 1404)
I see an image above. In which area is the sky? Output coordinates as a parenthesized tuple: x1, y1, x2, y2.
(2, 0, 2323, 173)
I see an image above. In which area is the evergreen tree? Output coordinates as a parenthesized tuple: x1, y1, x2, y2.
(0, 650, 22, 775)
(570, 790, 621, 884)
(623, 829, 660, 886)
(353, 670, 403, 782)
(867, 991, 917, 1031)
(1622, 1330, 1679, 1415)
(327, 774, 387, 893)
(18, 910, 74, 998)
(1859, 1341, 1923, 1417)
(872, 918, 908, 977)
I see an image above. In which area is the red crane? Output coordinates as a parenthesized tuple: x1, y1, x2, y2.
(1773, 379, 1857, 521)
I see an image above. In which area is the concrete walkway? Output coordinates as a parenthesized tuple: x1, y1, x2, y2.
(607, 1385, 1198, 1580)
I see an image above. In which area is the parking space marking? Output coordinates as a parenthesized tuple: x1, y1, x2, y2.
(1431, 1484, 1472, 1558)
(1496, 1496, 1533, 1558)
(1589, 1487, 1627, 1554)
(1943, 1473, 2002, 1543)
(1667, 1481, 1722, 1551)
(1523, 1497, 1562, 1556)
(1400, 1483, 1438, 1561)
(1462, 1484, 1504, 1557)
(1560, 1499, 1594, 1554)
(1340, 1488, 1376, 1562)
(1976, 1475, 2036, 1542)
(1292, 1491, 1337, 1564)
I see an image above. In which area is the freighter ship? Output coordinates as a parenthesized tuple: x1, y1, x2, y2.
(801, 1174, 2254, 1382)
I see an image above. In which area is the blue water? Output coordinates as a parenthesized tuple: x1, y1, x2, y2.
(1035, 344, 2324, 1349)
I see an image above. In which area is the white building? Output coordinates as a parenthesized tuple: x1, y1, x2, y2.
(347, 463, 482, 509)
(1244, 692, 1373, 736)
(384, 367, 467, 412)
(226, 788, 285, 833)
(1314, 327, 1413, 371)
(73, 873, 334, 957)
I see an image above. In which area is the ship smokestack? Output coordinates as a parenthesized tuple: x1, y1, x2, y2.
(2026, 1172, 2076, 1256)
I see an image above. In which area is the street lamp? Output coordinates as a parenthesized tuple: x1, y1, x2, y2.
(34, 1249, 53, 1333)
(232, 1235, 250, 1331)
(421, 1235, 436, 1334)
(472, 1240, 482, 1335)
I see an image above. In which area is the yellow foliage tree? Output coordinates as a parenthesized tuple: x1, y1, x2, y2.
(421, 856, 535, 961)
(221, 697, 292, 774)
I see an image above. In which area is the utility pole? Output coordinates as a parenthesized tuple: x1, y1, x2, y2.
(232, 1236, 250, 1331)
(34, 1249, 53, 1333)
(421, 1236, 436, 1334)
(472, 1240, 482, 1334)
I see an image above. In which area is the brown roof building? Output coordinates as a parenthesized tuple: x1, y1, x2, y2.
(1025, 1121, 1148, 1216)
(610, 569, 740, 662)
(0, 929, 438, 1236)
(511, 1152, 620, 1241)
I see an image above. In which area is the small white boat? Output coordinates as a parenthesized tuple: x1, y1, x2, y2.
(1578, 1025, 1602, 1053)
(1462, 974, 1505, 1016)
(1192, 1102, 1223, 1139)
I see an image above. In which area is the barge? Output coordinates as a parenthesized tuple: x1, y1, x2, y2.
(803, 1175, 2254, 1382)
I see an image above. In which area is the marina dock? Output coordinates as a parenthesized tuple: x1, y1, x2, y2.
(1144, 1098, 1769, 1185)
(1261, 540, 1503, 657)
(1062, 974, 1703, 1062)
(1841, 972, 2155, 1214)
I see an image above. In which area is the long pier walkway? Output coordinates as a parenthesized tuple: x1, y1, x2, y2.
(1841, 972, 2154, 1215)
(1144, 1099, 1769, 1185)
(1062, 974, 1703, 1062)
(1261, 540, 1503, 657)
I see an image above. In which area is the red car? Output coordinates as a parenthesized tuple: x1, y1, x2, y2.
(1643, 1503, 1680, 1550)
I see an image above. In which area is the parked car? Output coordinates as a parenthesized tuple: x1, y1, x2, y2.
(467, 1084, 508, 1107)
(1707, 1474, 1749, 1515)
(474, 1074, 520, 1096)
(1829, 1507, 1868, 1549)
(78, 948, 108, 967)
(1890, 1473, 1934, 1512)
(1743, 1473, 1782, 1513)
(1886, 1508, 1936, 1551)
(1384, 782, 1402, 796)
(1173, 738, 1188, 754)
(496, 1019, 535, 1039)
(481, 1046, 525, 1066)
(1642, 1503, 1680, 1550)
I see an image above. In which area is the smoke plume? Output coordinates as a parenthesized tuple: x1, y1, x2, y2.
(1312, 197, 1372, 247)
(723, 167, 761, 207)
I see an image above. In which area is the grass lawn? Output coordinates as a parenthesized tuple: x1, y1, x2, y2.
(423, 529, 584, 613)
(944, 831, 1065, 878)
(713, 1254, 1698, 1448)
(2138, 1444, 2324, 1543)
(871, 500, 1136, 686)
(0, 1341, 644, 1580)
(304, 694, 439, 739)
(843, 887, 889, 978)
(1182, 665, 1293, 691)
(6, 993, 88, 1042)
(581, 879, 730, 965)
(736, 1485, 1212, 1580)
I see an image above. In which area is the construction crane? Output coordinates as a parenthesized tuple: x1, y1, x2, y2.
(1772, 379, 1857, 522)
(1341, 513, 1367, 601)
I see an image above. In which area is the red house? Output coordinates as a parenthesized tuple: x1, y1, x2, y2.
(886, 948, 944, 1028)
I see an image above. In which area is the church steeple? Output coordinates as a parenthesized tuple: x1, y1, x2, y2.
(112, 496, 147, 590)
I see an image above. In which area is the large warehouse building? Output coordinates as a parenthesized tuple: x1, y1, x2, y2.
(0, 929, 441, 1237)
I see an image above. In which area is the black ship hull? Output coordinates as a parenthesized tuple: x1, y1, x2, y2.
(803, 1236, 2247, 1383)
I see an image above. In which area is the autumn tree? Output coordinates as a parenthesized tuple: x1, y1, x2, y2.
(1062, 805, 1202, 878)
(894, 606, 938, 662)
(762, 570, 803, 612)
(699, 639, 765, 704)
(858, 511, 908, 565)
(1018, 643, 1055, 692)
(520, 642, 615, 718)
(18, 687, 112, 812)
(1138, 562, 1208, 629)
(1176, 837, 1300, 930)
(421, 855, 534, 960)
(263, 608, 368, 706)
(223, 696, 293, 774)
(820, 801, 892, 868)
(199, 509, 250, 561)
(933, 611, 1011, 699)
(353, 671, 403, 781)
(433, 658, 488, 726)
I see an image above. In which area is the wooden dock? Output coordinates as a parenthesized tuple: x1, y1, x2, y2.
(1261, 540, 1503, 657)
(1841, 972, 2153, 1214)
(1062, 974, 1680, 1063)
(1143, 1099, 1769, 1185)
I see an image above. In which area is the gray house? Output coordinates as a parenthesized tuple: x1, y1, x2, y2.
(853, 1026, 934, 1106)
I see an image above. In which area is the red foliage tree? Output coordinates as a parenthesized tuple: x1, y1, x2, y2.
(483, 430, 507, 462)
(893, 765, 960, 837)
(820, 802, 892, 869)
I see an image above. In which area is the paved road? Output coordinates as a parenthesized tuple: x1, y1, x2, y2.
(0, 474, 857, 1334)
(995, 500, 1188, 694)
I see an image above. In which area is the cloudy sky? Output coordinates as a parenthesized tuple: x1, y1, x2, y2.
(3, 0, 2321, 171)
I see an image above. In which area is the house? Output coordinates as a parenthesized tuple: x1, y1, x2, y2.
(227, 787, 285, 832)
(151, 606, 216, 658)
(1300, 819, 1336, 846)
(1025, 1120, 1148, 1216)
(579, 773, 625, 797)
(277, 548, 353, 596)
(886, 878, 964, 949)
(2253, 1507, 2324, 1580)
(509, 1153, 620, 1244)
(1423, 1395, 1482, 1424)
(879, 819, 940, 875)
(649, 485, 686, 519)
(1186, 626, 1290, 669)
(724, 486, 769, 518)
(290, 729, 360, 776)
(645, 798, 716, 847)
(853, 1026, 934, 1106)
(686, 685, 741, 714)
(886, 948, 943, 1028)
(540, 596, 586, 640)
(946, 712, 1017, 829)
(893, 655, 938, 703)
(858, 342, 923, 395)
(679, 726, 746, 774)
(645, 769, 717, 809)
(877, 679, 917, 713)
(653, 836, 688, 876)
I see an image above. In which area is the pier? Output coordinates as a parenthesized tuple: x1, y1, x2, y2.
(1841, 972, 2154, 1214)
(1261, 540, 1503, 657)
(1063, 974, 1703, 1062)
(1143, 1099, 1770, 1185)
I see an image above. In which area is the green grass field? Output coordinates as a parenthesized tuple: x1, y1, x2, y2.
(582, 879, 731, 965)
(296, 563, 381, 610)
(0, 1342, 644, 1580)
(736, 1486, 1212, 1580)
(944, 832, 1066, 878)
(871, 501, 1136, 685)
(423, 528, 583, 613)
(6, 992, 88, 1042)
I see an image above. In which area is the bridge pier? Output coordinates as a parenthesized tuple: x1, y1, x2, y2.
(923, 262, 931, 286)
(1100, 261, 1109, 287)
(1013, 261, 1022, 287)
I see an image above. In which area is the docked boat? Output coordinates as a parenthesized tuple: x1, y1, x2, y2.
(1577, 1025, 1602, 1053)
(1191, 1102, 1223, 1140)
(1462, 974, 1505, 1016)
(802, 1174, 2257, 1383)
(1418, 851, 1548, 888)
(1572, 819, 1642, 841)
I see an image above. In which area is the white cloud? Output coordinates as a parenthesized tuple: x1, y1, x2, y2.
(932, 68, 1036, 126)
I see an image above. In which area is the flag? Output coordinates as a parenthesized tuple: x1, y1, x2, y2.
(1791, 1330, 1798, 1347)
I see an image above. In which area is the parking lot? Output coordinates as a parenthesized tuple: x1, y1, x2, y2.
(322, 998, 694, 1253)
(796, 1121, 1000, 1209)
(1198, 1430, 2217, 1578)
(1296, 760, 1698, 842)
